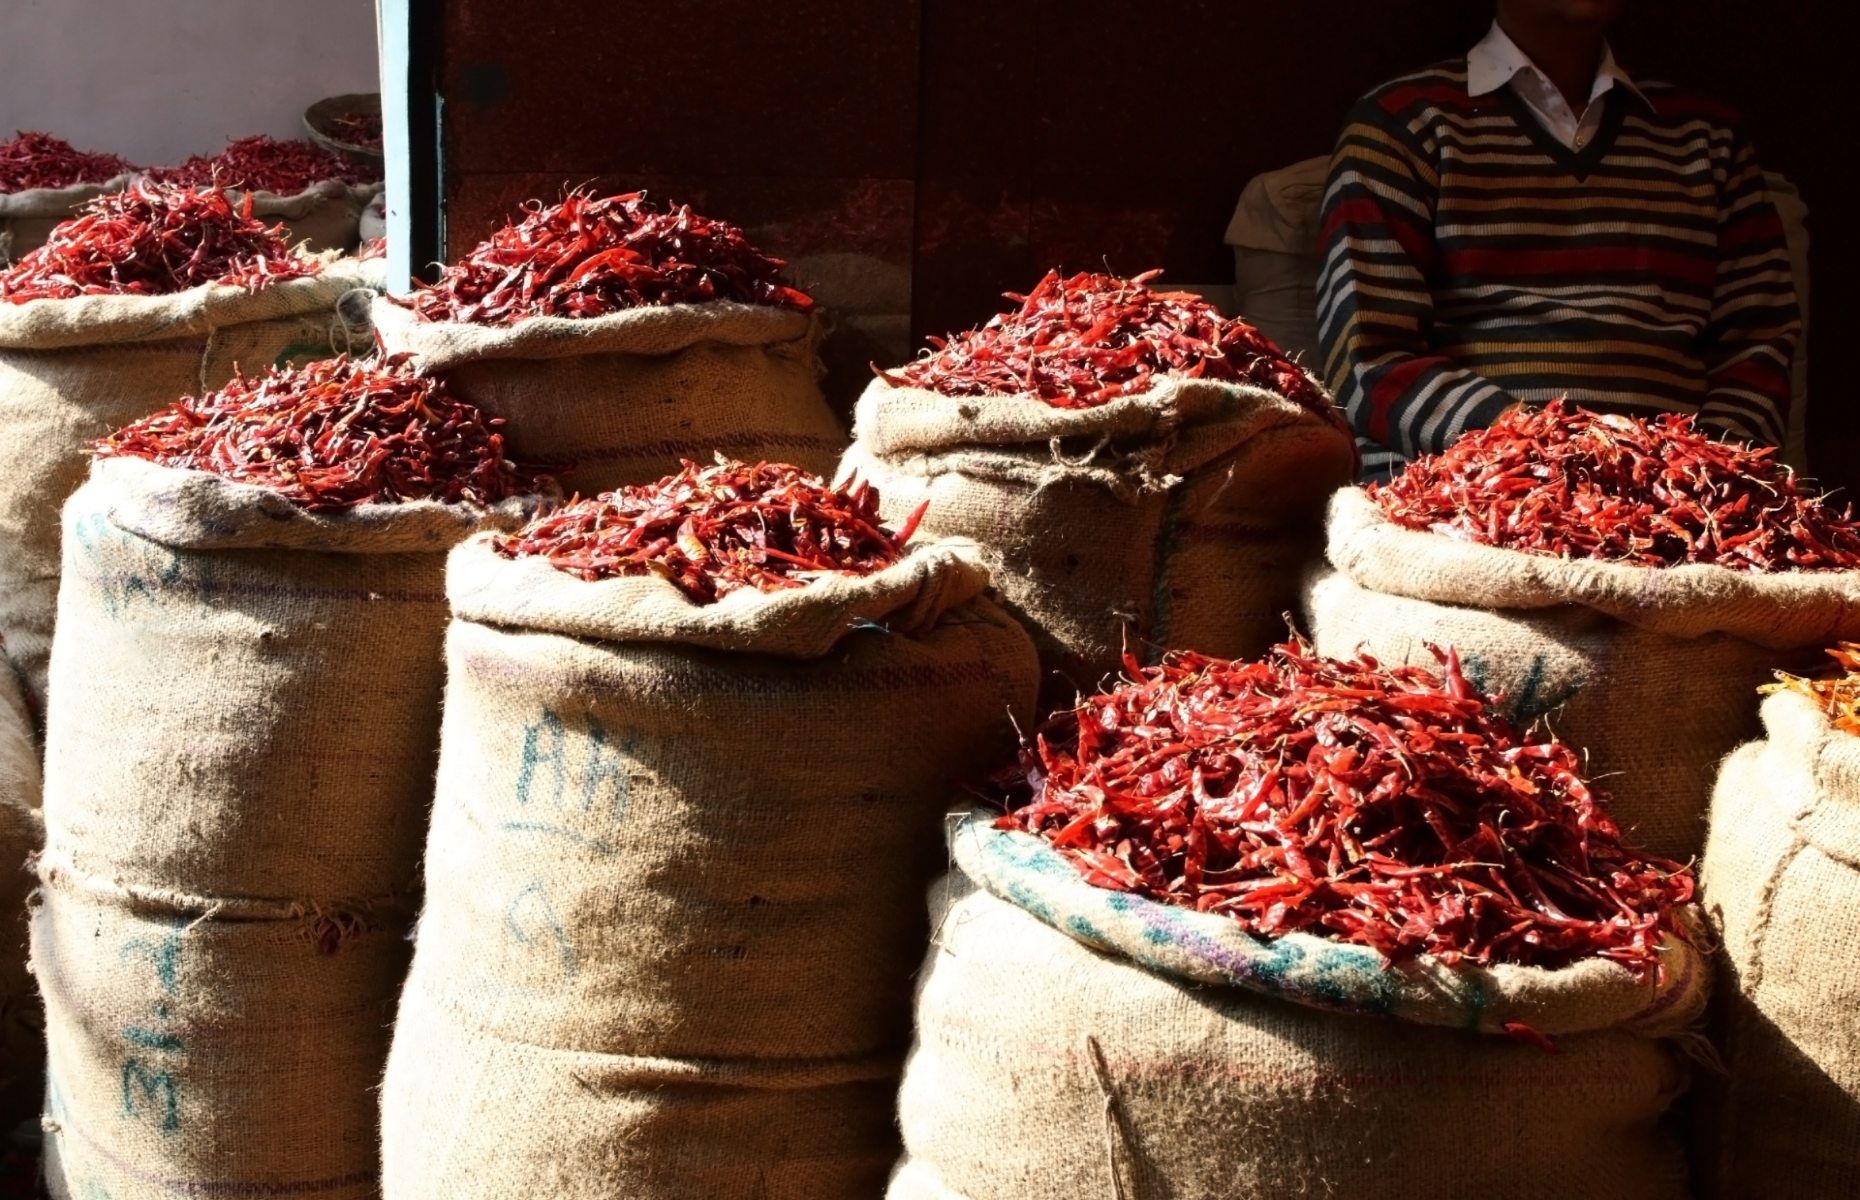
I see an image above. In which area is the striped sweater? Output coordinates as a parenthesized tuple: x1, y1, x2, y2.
(1316, 61, 1800, 480)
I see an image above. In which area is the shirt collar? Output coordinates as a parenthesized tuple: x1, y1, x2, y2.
(1467, 20, 1646, 107)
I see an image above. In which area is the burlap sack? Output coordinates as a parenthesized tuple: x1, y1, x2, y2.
(233, 181, 383, 255)
(41, 456, 538, 906)
(0, 260, 374, 711)
(31, 857, 408, 1200)
(372, 297, 847, 496)
(0, 657, 41, 1122)
(358, 191, 386, 244)
(380, 536, 1038, 1200)
(0, 174, 136, 265)
(840, 375, 1355, 705)
(1698, 687, 1860, 1197)
(892, 814, 1708, 1200)
(1305, 488, 1860, 860)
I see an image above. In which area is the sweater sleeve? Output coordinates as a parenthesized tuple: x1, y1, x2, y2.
(1315, 97, 1518, 460)
(1696, 125, 1801, 446)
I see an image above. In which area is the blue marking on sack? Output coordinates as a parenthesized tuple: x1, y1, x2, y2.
(119, 927, 182, 996)
(973, 821, 1416, 1017)
(1462, 977, 1488, 1031)
(70, 511, 207, 616)
(504, 881, 577, 978)
(116, 919, 187, 1131)
(121, 1027, 184, 1052)
(497, 821, 617, 857)
(1461, 652, 1586, 723)
(514, 708, 638, 824)
(120, 1060, 180, 1132)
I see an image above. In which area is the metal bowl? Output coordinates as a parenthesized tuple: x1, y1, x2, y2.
(303, 93, 384, 161)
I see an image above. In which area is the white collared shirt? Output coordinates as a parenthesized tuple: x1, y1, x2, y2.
(1467, 21, 1643, 150)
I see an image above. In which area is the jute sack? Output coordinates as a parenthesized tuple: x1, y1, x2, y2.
(372, 297, 847, 496)
(31, 857, 408, 1200)
(234, 181, 383, 255)
(839, 375, 1355, 704)
(42, 456, 539, 906)
(0, 657, 42, 1122)
(1698, 687, 1860, 1197)
(0, 174, 136, 265)
(358, 191, 386, 244)
(893, 814, 1709, 1200)
(0, 260, 374, 711)
(1305, 488, 1860, 861)
(380, 536, 1039, 1200)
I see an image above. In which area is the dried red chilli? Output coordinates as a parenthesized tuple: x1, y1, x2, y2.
(359, 236, 387, 261)
(880, 268, 1342, 423)
(323, 112, 383, 151)
(494, 458, 926, 603)
(1376, 400, 1860, 571)
(0, 131, 133, 192)
(0, 181, 316, 303)
(989, 639, 1692, 977)
(402, 190, 813, 325)
(148, 134, 380, 194)
(90, 354, 545, 511)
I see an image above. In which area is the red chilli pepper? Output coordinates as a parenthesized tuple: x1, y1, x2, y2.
(0, 131, 134, 192)
(90, 354, 547, 511)
(0, 180, 317, 303)
(1374, 400, 1860, 572)
(402, 190, 814, 326)
(987, 637, 1694, 978)
(881, 268, 1347, 432)
(323, 112, 383, 152)
(147, 134, 379, 194)
(494, 458, 920, 603)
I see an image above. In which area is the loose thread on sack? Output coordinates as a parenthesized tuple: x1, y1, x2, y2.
(332, 287, 376, 356)
(183, 899, 226, 934)
(927, 813, 974, 959)
(196, 321, 219, 396)
(1085, 1034, 1137, 1200)
(1743, 829, 1811, 996)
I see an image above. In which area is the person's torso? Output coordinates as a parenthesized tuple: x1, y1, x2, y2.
(1407, 63, 1735, 414)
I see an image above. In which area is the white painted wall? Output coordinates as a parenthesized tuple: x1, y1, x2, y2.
(0, 0, 379, 169)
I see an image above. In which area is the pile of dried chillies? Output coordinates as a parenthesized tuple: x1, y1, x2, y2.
(1375, 401, 1860, 571)
(148, 134, 380, 194)
(0, 181, 316, 302)
(323, 112, 383, 151)
(494, 458, 925, 603)
(879, 268, 1339, 419)
(402, 190, 813, 325)
(1, 131, 133, 192)
(1764, 643, 1860, 735)
(990, 639, 1692, 977)
(91, 354, 543, 511)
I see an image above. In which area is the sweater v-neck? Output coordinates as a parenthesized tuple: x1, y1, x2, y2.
(1490, 83, 1629, 181)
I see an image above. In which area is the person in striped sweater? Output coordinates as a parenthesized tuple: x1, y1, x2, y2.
(1316, 0, 1801, 481)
